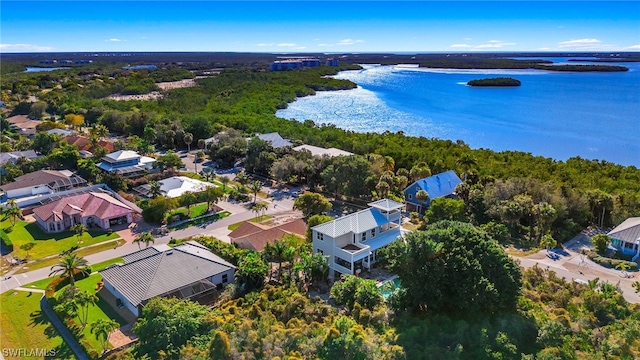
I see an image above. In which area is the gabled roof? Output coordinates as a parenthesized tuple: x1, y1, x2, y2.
(100, 241, 234, 308)
(256, 133, 292, 149)
(405, 170, 462, 202)
(0, 170, 79, 191)
(32, 191, 133, 222)
(64, 135, 114, 153)
(368, 199, 404, 212)
(313, 208, 390, 237)
(608, 217, 640, 244)
(158, 176, 215, 198)
(47, 129, 75, 136)
(229, 219, 307, 251)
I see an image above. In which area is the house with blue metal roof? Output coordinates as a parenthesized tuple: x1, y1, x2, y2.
(312, 199, 404, 278)
(404, 170, 462, 213)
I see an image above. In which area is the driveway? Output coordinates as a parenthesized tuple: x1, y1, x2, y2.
(513, 235, 639, 304)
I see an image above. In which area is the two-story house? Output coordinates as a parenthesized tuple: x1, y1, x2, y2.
(404, 170, 462, 213)
(312, 199, 404, 278)
(97, 150, 157, 177)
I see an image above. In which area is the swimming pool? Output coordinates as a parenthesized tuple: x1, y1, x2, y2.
(379, 276, 401, 299)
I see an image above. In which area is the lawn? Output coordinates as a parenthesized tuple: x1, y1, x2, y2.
(23, 257, 125, 290)
(227, 215, 274, 231)
(1, 219, 120, 260)
(54, 274, 127, 355)
(0, 291, 74, 359)
(15, 239, 125, 274)
(167, 203, 209, 221)
(170, 210, 231, 230)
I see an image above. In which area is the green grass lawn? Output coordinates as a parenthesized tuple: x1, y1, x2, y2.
(15, 239, 125, 274)
(54, 274, 127, 355)
(22, 256, 126, 291)
(171, 210, 231, 230)
(0, 291, 74, 359)
(1, 219, 120, 260)
(167, 203, 209, 221)
(227, 215, 274, 231)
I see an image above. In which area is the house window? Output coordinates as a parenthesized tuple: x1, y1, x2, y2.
(56, 222, 61, 231)
(408, 194, 412, 200)
(49, 223, 55, 231)
(371, 228, 376, 238)
(361, 232, 366, 241)
(222, 274, 228, 283)
(317, 249, 324, 255)
(316, 233, 323, 241)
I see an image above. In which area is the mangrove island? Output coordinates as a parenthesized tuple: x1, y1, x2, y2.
(467, 77, 522, 87)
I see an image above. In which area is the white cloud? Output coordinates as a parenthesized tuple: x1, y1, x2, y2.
(625, 44, 640, 50)
(475, 41, 516, 49)
(337, 39, 365, 46)
(450, 44, 472, 48)
(0, 43, 53, 51)
(256, 43, 274, 47)
(106, 38, 124, 42)
(558, 38, 601, 48)
(277, 43, 297, 47)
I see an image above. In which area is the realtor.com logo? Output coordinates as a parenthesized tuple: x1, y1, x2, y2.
(2, 348, 56, 357)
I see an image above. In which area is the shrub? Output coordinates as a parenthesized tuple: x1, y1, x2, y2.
(45, 268, 93, 298)
(0, 229, 13, 252)
(584, 250, 638, 270)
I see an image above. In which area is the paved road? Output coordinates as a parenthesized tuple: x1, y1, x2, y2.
(1, 191, 301, 294)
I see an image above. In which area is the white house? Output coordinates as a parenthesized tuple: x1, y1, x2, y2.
(312, 199, 404, 278)
(97, 150, 156, 177)
(100, 241, 235, 317)
(134, 176, 216, 198)
(0, 170, 86, 200)
(608, 217, 640, 262)
(293, 144, 353, 158)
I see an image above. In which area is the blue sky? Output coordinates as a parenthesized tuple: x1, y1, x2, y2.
(1, 1, 639, 53)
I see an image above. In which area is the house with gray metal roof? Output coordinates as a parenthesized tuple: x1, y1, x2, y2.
(100, 241, 235, 317)
(254, 132, 292, 149)
(312, 199, 404, 278)
(404, 170, 462, 213)
(608, 217, 640, 262)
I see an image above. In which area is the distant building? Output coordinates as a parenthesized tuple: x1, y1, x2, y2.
(326, 58, 339, 67)
(32, 191, 135, 233)
(293, 144, 353, 158)
(270, 58, 322, 71)
(97, 150, 157, 178)
(5, 115, 42, 137)
(607, 217, 640, 262)
(0, 150, 38, 166)
(59, 60, 73, 65)
(63, 134, 114, 153)
(74, 60, 93, 64)
(100, 241, 235, 317)
(0, 170, 87, 200)
(404, 170, 462, 213)
(39, 60, 57, 64)
(253, 132, 293, 149)
(47, 128, 75, 137)
(134, 176, 216, 198)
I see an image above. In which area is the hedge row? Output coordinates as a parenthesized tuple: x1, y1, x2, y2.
(584, 250, 638, 270)
(0, 229, 13, 252)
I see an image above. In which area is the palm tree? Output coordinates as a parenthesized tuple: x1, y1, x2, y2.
(616, 262, 631, 278)
(376, 181, 390, 199)
(49, 254, 90, 287)
(415, 189, 429, 212)
(90, 318, 120, 354)
(90, 124, 109, 139)
(76, 291, 98, 328)
(251, 202, 268, 221)
(133, 232, 155, 249)
(201, 167, 215, 182)
(270, 240, 287, 281)
(410, 162, 431, 182)
(183, 132, 193, 152)
(235, 171, 249, 186)
(72, 223, 87, 244)
(20, 242, 35, 260)
(249, 180, 262, 204)
(4, 205, 21, 226)
(383, 156, 395, 172)
(456, 153, 478, 181)
(220, 176, 230, 192)
(148, 181, 162, 198)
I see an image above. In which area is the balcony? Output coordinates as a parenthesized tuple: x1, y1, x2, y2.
(334, 243, 370, 264)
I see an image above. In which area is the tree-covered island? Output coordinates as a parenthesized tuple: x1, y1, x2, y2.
(467, 77, 522, 87)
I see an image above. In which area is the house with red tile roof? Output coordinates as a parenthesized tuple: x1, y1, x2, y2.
(63, 134, 115, 153)
(228, 218, 307, 251)
(32, 191, 135, 233)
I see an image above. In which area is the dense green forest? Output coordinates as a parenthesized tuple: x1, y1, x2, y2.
(468, 77, 522, 86)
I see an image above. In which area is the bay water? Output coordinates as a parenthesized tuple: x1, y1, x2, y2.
(276, 60, 640, 166)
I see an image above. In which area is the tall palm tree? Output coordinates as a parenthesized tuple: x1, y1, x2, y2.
(90, 318, 120, 354)
(249, 180, 262, 204)
(133, 232, 155, 249)
(376, 181, 390, 199)
(72, 223, 87, 244)
(235, 171, 249, 186)
(416, 189, 430, 212)
(220, 176, 230, 192)
(456, 153, 478, 181)
(90, 124, 109, 139)
(383, 156, 396, 172)
(183, 132, 193, 152)
(49, 253, 90, 287)
(4, 206, 21, 226)
(201, 167, 215, 182)
(270, 240, 287, 281)
(76, 291, 99, 328)
(410, 162, 431, 182)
